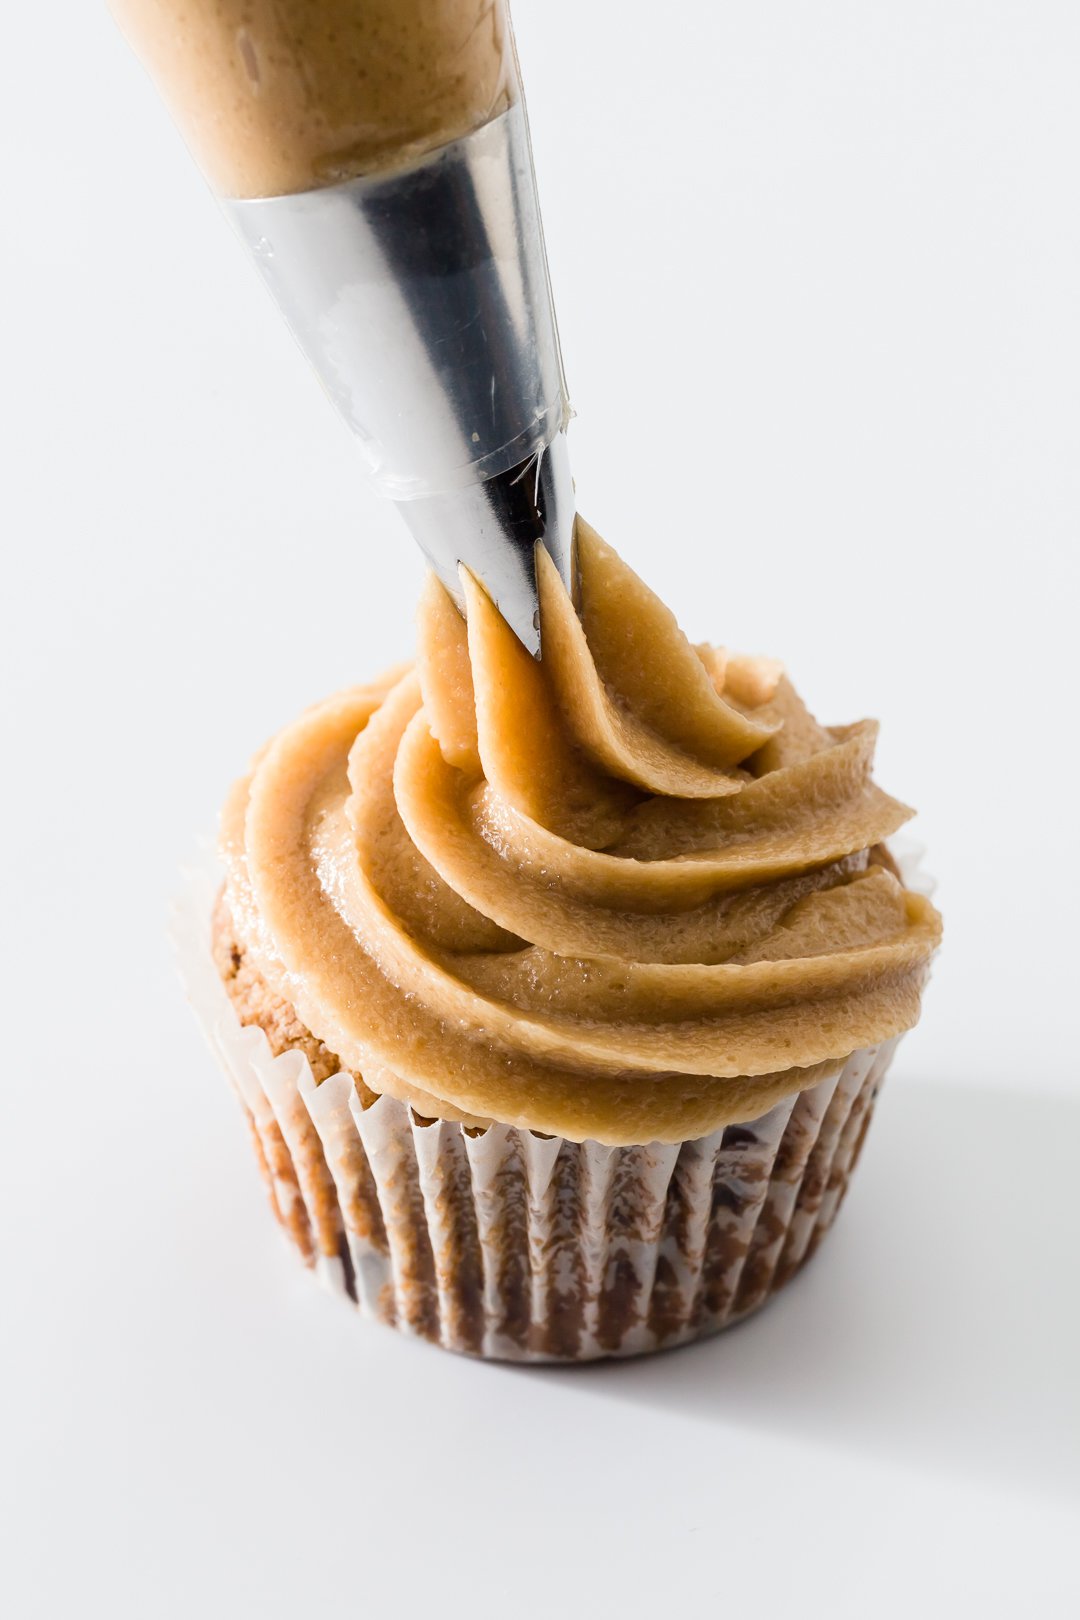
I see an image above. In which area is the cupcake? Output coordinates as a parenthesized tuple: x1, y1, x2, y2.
(181, 521, 941, 1361)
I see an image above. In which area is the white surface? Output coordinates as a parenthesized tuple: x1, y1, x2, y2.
(2, 3, 1078, 1616)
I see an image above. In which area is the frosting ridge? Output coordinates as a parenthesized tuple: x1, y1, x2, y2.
(220, 522, 940, 1144)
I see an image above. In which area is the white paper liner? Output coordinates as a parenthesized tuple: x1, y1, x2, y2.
(171, 845, 917, 1362)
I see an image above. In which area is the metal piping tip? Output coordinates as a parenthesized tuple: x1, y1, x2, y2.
(398, 430, 573, 655)
(223, 105, 573, 655)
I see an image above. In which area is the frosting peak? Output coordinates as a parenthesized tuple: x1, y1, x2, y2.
(221, 522, 940, 1143)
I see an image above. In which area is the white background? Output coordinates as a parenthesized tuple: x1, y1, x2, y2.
(2, 2, 1078, 1615)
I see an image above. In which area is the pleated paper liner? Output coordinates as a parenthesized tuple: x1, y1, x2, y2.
(173, 849, 907, 1362)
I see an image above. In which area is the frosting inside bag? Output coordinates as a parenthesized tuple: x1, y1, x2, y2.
(110, 0, 516, 197)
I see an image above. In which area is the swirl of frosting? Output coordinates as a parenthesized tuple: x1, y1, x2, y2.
(220, 523, 941, 1144)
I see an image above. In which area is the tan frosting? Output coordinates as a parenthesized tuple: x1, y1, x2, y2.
(219, 523, 941, 1145)
(110, 0, 515, 197)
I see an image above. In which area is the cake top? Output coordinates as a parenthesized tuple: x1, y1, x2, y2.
(220, 522, 941, 1144)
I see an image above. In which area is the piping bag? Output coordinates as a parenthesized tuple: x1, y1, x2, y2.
(110, 0, 573, 654)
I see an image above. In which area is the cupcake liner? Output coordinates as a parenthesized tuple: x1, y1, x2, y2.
(172, 847, 907, 1362)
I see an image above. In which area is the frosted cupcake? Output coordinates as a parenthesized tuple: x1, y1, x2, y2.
(186, 523, 941, 1360)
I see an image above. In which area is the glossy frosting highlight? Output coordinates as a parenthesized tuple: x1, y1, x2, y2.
(220, 524, 940, 1144)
